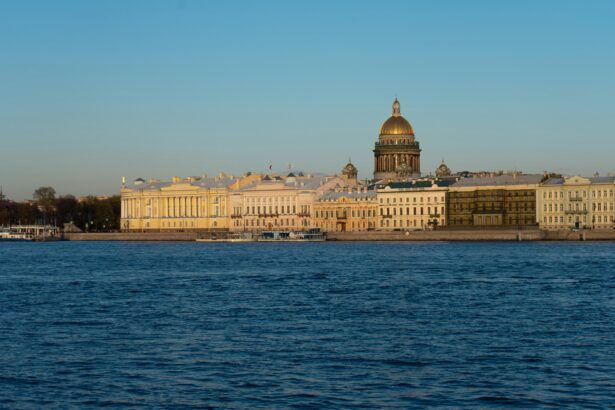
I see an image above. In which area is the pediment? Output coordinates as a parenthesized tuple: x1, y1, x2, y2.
(564, 176, 591, 185)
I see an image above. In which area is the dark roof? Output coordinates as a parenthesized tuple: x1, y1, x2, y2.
(451, 174, 544, 187)
(591, 176, 615, 184)
(542, 176, 615, 186)
(385, 179, 456, 189)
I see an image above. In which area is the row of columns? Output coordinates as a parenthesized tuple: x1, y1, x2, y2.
(162, 196, 204, 218)
(374, 154, 420, 173)
(122, 196, 224, 219)
(122, 198, 140, 218)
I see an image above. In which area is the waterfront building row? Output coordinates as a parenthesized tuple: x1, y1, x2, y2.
(120, 98, 615, 232)
(121, 172, 615, 233)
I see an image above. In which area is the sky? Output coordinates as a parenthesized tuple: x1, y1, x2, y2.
(1, 0, 614, 200)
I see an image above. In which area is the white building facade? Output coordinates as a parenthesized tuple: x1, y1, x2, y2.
(537, 176, 615, 230)
(376, 179, 453, 230)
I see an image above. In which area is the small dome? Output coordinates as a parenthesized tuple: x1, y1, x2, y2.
(342, 161, 358, 175)
(436, 160, 451, 178)
(379, 98, 414, 136)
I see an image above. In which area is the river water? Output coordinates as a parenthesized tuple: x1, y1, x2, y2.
(1, 241, 614, 408)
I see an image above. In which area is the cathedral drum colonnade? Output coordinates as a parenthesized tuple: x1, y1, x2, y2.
(373, 98, 421, 181)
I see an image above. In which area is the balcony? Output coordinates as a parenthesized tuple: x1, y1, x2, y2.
(374, 141, 420, 149)
(258, 213, 280, 218)
(429, 214, 441, 218)
(230, 214, 242, 219)
(569, 196, 583, 201)
(565, 210, 588, 215)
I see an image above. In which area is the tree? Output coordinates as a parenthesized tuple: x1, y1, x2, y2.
(14, 202, 38, 225)
(0, 190, 9, 226)
(55, 195, 78, 226)
(33, 186, 56, 225)
(33, 187, 56, 211)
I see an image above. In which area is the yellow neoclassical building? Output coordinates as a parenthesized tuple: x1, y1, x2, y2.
(537, 175, 615, 230)
(312, 187, 378, 232)
(376, 179, 453, 230)
(120, 173, 260, 231)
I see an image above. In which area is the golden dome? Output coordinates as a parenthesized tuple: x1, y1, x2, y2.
(379, 98, 414, 136)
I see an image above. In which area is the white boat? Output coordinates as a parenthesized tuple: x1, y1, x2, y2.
(257, 229, 326, 242)
(0, 231, 34, 242)
(195, 237, 256, 243)
(195, 233, 256, 243)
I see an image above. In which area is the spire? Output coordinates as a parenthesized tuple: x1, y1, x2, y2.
(392, 98, 401, 117)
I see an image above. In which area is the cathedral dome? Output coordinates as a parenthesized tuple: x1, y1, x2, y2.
(379, 98, 414, 136)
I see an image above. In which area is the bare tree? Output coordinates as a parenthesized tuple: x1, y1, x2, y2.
(33, 186, 56, 224)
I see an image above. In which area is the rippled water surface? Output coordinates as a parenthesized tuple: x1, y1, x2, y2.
(1, 241, 614, 408)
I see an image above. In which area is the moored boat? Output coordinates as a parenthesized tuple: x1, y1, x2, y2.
(257, 228, 326, 242)
(0, 231, 34, 242)
(195, 232, 256, 243)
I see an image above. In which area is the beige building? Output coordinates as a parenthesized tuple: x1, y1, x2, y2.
(313, 188, 378, 232)
(376, 179, 453, 230)
(447, 174, 544, 228)
(120, 173, 260, 231)
(538, 175, 615, 230)
(229, 173, 353, 232)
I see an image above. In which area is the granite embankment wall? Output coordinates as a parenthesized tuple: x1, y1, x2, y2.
(327, 230, 540, 241)
(327, 229, 615, 241)
(65, 232, 197, 241)
(64, 230, 615, 241)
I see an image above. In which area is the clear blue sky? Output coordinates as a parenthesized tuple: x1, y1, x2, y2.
(1, 0, 614, 200)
